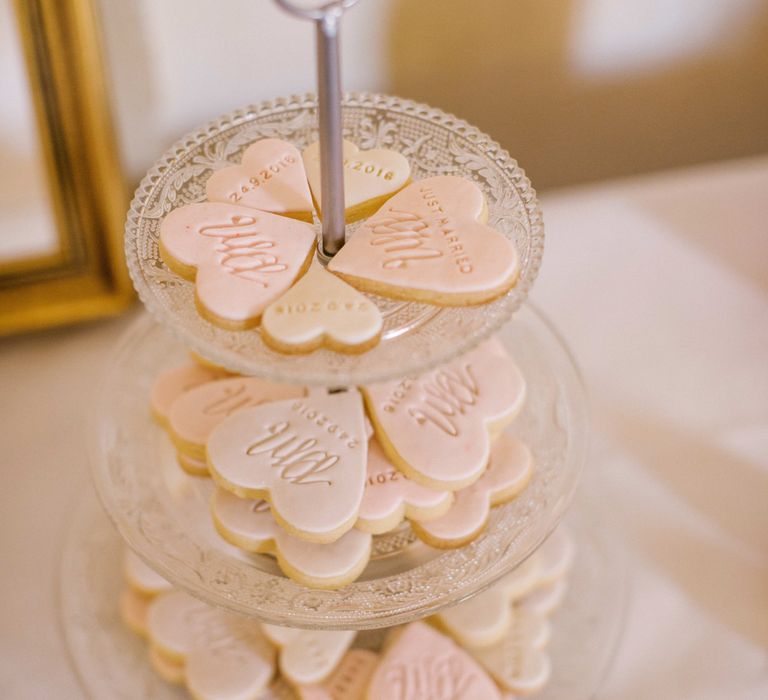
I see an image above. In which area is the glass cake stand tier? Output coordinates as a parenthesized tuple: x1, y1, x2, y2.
(125, 92, 544, 385)
(61, 486, 626, 700)
(89, 304, 586, 630)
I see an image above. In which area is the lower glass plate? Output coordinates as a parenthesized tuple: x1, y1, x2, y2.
(60, 486, 627, 700)
(89, 304, 586, 629)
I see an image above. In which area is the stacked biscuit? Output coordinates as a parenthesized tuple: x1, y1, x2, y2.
(120, 528, 573, 699)
(150, 335, 532, 589)
(159, 137, 520, 353)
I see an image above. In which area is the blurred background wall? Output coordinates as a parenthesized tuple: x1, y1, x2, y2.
(99, 0, 768, 190)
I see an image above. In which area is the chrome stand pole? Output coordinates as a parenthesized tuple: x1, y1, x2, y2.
(275, 0, 359, 259)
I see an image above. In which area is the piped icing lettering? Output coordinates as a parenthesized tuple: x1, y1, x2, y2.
(159, 202, 315, 327)
(363, 338, 526, 490)
(328, 175, 519, 305)
(208, 391, 368, 541)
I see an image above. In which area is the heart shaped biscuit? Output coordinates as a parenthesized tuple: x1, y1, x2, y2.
(327, 175, 519, 305)
(303, 139, 411, 223)
(149, 362, 227, 426)
(206, 139, 314, 221)
(356, 438, 453, 535)
(261, 624, 356, 686)
(363, 338, 526, 490)
(208, 391, 368, 542)
(147, 590, 275, 700)
(212, 489, 372, 589)
(411, 433, 533, 548)
(469, 608, 552, 695)
(160, 202, 316, 329)
(167, 376, 304, 463)
(261, 263, 383, 354)
(296, 649, 378, 700)
(367, 622, 501, 700)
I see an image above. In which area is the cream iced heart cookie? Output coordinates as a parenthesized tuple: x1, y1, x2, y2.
(149, 645, 185, 685)
(434, 554, 542, 649)
(212, 489, 372, 588)
(411, 433, 533, 548)
(149, 362, 226, 426)
(261, 262, 382, 354)
(160, 202, 316, 329)
(297, 649, 378, 700)
(302, 139, 411, 223)
(535, 527, 576, 585)
(208, 391, 368, 542)
(327, 175, 519, 305)
(519, 578, 568, 617)
(206, 139, 314, 222)
(147, 590, 275, 700)
(119, 588, 151, 637)
(469, 608, 552, 696)
(168, 376, 304, 463)
(261, 624, 355, 686)
(363, 338, 526, 490)
(123, 550, 173, 597)
(356, 438, 453, 535)
(367, 621, 501, 700)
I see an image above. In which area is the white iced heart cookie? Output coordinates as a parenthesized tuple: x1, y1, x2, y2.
(149, 362, 227, 426)
(123, 550, 173, 597)
(302, 139, 411, 223)
(469, 608, 552, 696)
(212, 489, 372, 589)
(435, 529, 574, 649)
(412, 433, 533, 548)
(206, 139, 314, 222)
(435, 554, 542, 649)
(160, 202, 316, 329)
(261, 624, 355, 686)
(356, 437, 453, 535)
(119, 588, 151, 637)
(167, 376, 304, 464)
(147, 590, 275, 700)
(261, 262, 383, 354)
(363, 338, 526, 490)
(296, 649, 378, 700)
(327, 175, 519, 305)
(367, 621, 501, 700)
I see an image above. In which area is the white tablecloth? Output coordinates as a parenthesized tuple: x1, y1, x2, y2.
(1, 156, 766, 698)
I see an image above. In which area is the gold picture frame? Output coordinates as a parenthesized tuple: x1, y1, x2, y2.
(1, 0, 133, 336)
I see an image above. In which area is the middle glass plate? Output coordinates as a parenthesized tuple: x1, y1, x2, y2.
(90, 304, 586, 630)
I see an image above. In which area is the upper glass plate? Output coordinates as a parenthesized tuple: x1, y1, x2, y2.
(125, 93, 544, 385)
(89, 305, 585, 630)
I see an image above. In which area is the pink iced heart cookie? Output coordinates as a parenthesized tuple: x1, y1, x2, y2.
(149, 361, 227, 426)
(303, 139, 411, 223)
(212, 489, 372, 589)
(412, 433, 533, 548)
(327, 175, 519, 305)
(367, 621, 501, 700)
(147, 590, 275, 700)
(356, 438, 453, 535)
(206, 139, 314, 221)
(119, 588, 151, 637)
(261, 625, 356, 686)
(160, 202, 316, 329)
(261, 262, 383, 354)
(208, 391, 368, 543)
(363, 338, 526, 490)
(296, 649, 378, 700)
(167, 376, 304, 463)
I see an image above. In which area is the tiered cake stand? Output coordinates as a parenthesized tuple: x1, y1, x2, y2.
(62, 94, 628, 698)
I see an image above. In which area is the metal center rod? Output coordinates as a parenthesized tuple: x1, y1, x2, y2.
(315, 11, 346, 257)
